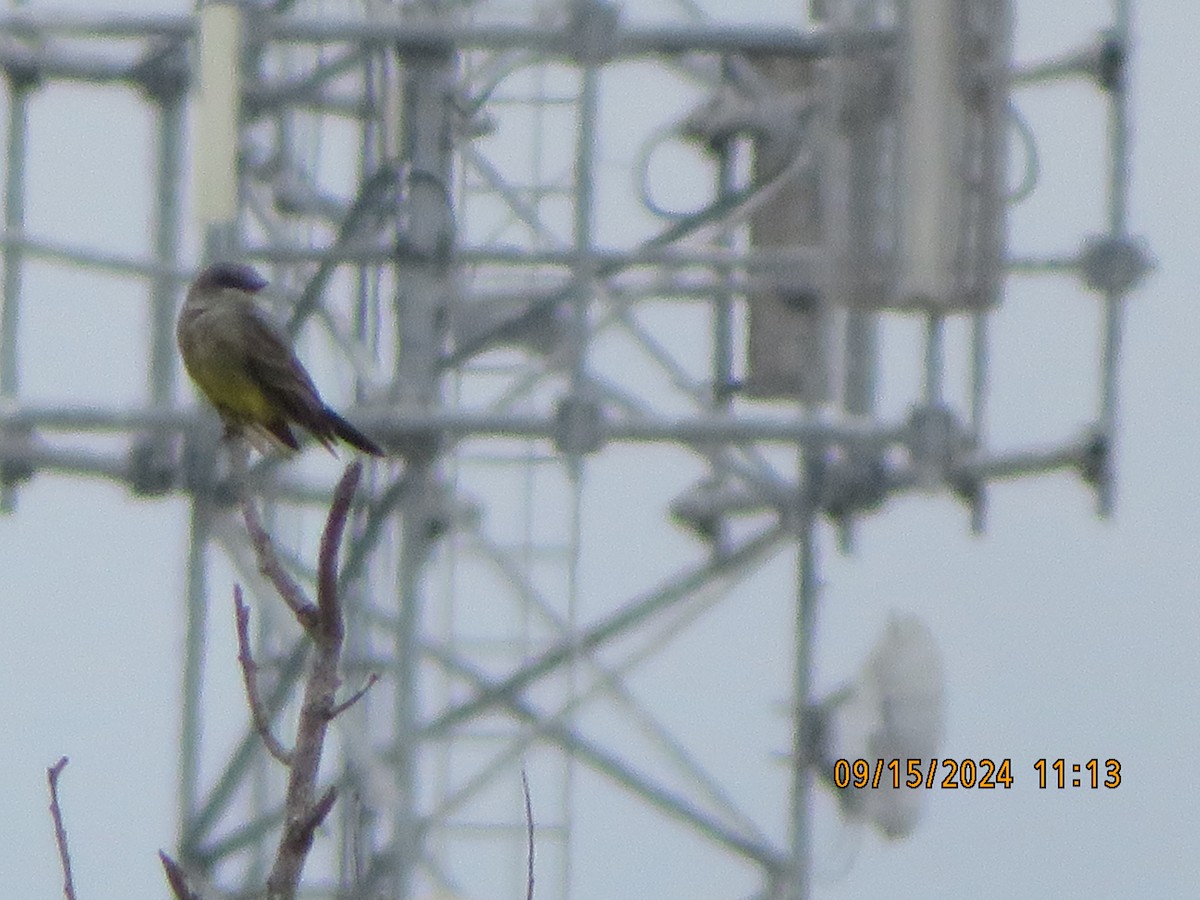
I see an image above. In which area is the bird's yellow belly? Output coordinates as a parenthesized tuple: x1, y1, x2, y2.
(187, 357, 273, 422)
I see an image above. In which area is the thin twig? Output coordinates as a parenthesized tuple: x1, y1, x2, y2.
(329, 672, 380, 719)
(241, 491, 320, 632)
(159, 851, 201, 900)
(47, 756, 76, 900)
(234, 585, 294, 765)
(300, 785, 339, 836)
(522, 769, 535, 900)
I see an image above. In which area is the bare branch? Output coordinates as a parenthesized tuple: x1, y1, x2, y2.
(47, 756, 76, 900)
(522, 769, 535, 900)
(265, 461, 362, 899)
(234, 586, 294, 765)
(159, 851, 202, 900)
(241, 490, 320, 632)
(316, 460, 362, 640)
(330, 672, 379, 719)
(302, 785, 339, 836)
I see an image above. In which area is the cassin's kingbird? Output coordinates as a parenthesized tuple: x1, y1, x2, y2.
(177, 262, 384, 456)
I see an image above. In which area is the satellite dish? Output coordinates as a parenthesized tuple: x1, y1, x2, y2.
(815, 613, 945, 839)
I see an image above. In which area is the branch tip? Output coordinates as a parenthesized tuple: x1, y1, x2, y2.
(47, 755, 77, 900)
(316, 461, 362, 636)
(330, 672, 380, 719)
(523, 768, 535, 900)
(159, 851, 201, 900)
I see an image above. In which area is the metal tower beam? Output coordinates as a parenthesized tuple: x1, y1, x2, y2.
(0, 9, 891, 58)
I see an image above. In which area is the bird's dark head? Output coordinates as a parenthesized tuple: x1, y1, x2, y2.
(193, 261, 269, 294)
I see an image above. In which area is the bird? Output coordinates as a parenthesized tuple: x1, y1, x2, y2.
(177, 261, 384, 457)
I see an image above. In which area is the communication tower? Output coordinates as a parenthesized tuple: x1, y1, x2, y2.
(0, 1, 1150, 898)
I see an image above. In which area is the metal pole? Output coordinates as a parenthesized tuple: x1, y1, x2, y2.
(179, 490, 213, 864)
(0, 77, 31, 511)
(709, 104, 738, 558)
(924, 311, 945, 406)
(570, 52, 598, 426)
(393, 460, 431, 900)
(713, 142, 736, 416)
(554, 48, 602, 896)
(968, 310, 990, 533)
(0, 10, 889, 59)
(786, 448, 822, 900)
(1096, 0, 1133, 515)
(389, 24, 454, 895)
(131, 74, 188, 494)
(148, 91, 184, 407)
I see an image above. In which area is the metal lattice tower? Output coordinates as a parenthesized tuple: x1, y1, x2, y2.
(0, 2, 1150, 899)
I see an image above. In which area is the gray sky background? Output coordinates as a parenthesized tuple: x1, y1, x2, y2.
(0, 1, 1195, 898)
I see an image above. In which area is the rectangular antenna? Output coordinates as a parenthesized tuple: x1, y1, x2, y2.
(194, 2, 241, 229)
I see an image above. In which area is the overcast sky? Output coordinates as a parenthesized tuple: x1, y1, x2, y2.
(0, 1, 1195, 898)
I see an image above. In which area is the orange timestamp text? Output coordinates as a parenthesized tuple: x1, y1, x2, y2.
(832, 757, 1123, 790)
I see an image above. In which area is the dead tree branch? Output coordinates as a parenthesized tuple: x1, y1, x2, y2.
(241, 488, 320, 632)
(261, 461, 364, 899)
(234, 585, 294, 765)
(162, 462, 377, 900)
(47, 756, 77, 900)
(523, 769, 535, 900)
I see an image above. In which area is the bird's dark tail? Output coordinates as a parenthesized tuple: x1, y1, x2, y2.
(323, 406, 385, 456)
